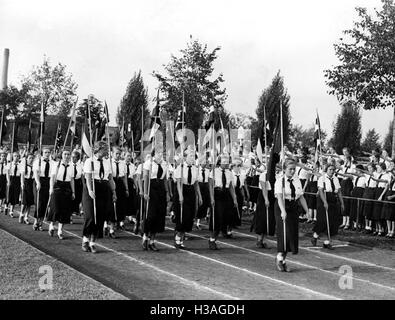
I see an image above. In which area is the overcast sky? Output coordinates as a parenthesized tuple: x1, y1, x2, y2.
(0, 0, 392, 142)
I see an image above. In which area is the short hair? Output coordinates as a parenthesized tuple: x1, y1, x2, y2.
(325, 164, 336, 172)
(283, 158, 296, 170)
(356, 164, 364, 170)
(93, 141, 108, 154)
(72, 150, 81, 160)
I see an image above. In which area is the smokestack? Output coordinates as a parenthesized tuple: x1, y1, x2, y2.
(1, 48, 10, 90)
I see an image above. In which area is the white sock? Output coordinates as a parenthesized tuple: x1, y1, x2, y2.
(209, 237, 216, 242)
(142, 234, 149, 241)
(82, 236, 89, 243)
(277, 253, 284, 261)
(313, 233, 319, 239)
(49, 223, 54, 230)
(89, 241, 96, 247)
(120, 221, 124, 227)
(175, 235, 181, 244)
(324, 240, 330, 245)
(104, 221, 108, 228)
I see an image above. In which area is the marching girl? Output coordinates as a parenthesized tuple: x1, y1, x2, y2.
(196, 158, 211, 230)
(6, 151, 21, 218)
(381, 165, 395, 238)
(304, 162, 321, 223)
(361, 163, 378, 233)
(70, 151, 83, 222)
(252, 163, 270, 249)
(82, 141, 116, 253)
(367, 163, 389, 236)
(336, 156, 355, 229)
(296, 157, 310, 222)
(311, 164, 345, 249)
(125, 152, 137, 226)
(274, 159, 309, 272)
(133, 160, 145, 234)
(0, 151, 8, 213)
(33, 148, 55, 231)
(142, 149, 168, 251)
(231, 157, 249, 233)
(246, 157, 258, 213)
(47, 149, 75, 240)
(166, 160, 176, 223)
(347, 165, 366, 230)
(173, 150, 202, 249)
(19, 153, 35, 224)
(111, 147, 129, 233)
(208, 153, 238, 250)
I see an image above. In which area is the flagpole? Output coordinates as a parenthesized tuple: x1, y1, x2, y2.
(180, 91, 185, 225)
(53, 123, 60, 156)
(138, 102, 144, 234)
(131, 129, 135, 156)
(105, 102, 117, 223)
(280, 100, 287, 254)
(0, 107, 4, 146)
(87, 98, 97, 225)
(263, 103, 270, 236)
(37, 97, 44, 223)
(63, 97, 78, 150)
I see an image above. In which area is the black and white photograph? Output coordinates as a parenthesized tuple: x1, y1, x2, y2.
(0, 0, 394, 307)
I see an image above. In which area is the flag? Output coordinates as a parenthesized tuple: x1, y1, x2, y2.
(256, 137, 263, 163)
(119, 119, 127, 147)
(202, 105, 215, 145)
(54, 123, 63, 154)
(175, 109, 185, 144)
(149, 89, 161, 140)
(26, 118, 32, 152)
(314, 111, 321, 162)
(97, 101, 109, 142)
(11, 121, 18, 153)
(266, 110, 281, 185)
(81, 120, 92, 157)
(40, 99, 45, 123)
(69, 99, 77, 135)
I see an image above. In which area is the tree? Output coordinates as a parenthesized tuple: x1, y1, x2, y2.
(117, 71, 150, 149)
(0, 85, 28, 120)
(331, 101, 362, 155)
(254, 71, 291, 147)
(361, 129, 381, 153)
(153, 38, 228, 135)
(20, 56, 78, 120)
(324, 0, 395, 156)
(383, 120, 393, 153)
(288, 124, 327, 152)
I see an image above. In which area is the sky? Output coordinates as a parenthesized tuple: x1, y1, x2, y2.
(0, 0, 392, 142)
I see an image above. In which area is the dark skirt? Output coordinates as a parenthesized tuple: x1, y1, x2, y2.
(8, 175, 21, 205)
(143, 179, 166, 234)
(252, 190, 269, 235)
(372, 187, 385, 221)
(34, 177, 50, 219)
(47, 181, 72, 224)
(305, 181, 318, 210)
(209, 187, 233, 233)
(381, 190, 395, 221)
(274, 199, 299, 255)
(82, 179, 112, 239)
(313, 192, 341, 236)
(362, 188, 376, 220)
(71, 178, 83, 214)
(0, 174, 6, 199)
(231, 186, 243, 227)
(248, 175, 259, 204)
(22, 178, 35, 207)
(114, 177, 127, 221)
(126, 178, 137, 217)
(349, 187, 365, 224)
(340, 179, 353, 217)
(197, 182, 211, 219)
(174, 184, 196, 232)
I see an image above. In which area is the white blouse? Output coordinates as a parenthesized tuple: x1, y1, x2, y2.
(143, 159, 167, 180)
(0, 162, 7, 176)
(174, 163, 199, 185)
(7, 162, 21, 177)
(83, 156, 112, 181)
(20, 162, 34, 179)
(274, 175, 304, 200)
(258, 172, 272, 191)
(365, 173, 378, 188)
(209, 167, 233, 188)
(353, 175, 366, 188)
(125, 162, 136, 179)
(197, 167, 210, 183)
(112, 160, 126, 178)
(318, 175, 341, 193)
(51, 162, 74, 182)
(33, 157, 56, 178)
(71, 161, 83, 180)
(232, 170, 247, 188)
(376, 173, 391, 188)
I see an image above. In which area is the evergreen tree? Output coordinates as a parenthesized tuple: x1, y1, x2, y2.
(332, 101, 362, 155)
(361, 129, 381, 153)
(383, 121, 393, 154)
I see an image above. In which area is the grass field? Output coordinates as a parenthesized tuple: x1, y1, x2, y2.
(0, 229, 126, 300)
